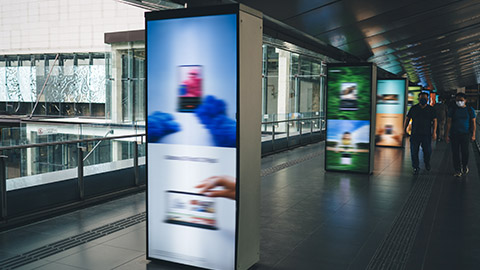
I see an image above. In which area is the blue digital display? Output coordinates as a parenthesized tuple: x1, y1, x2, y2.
(147, 12, 237, 270)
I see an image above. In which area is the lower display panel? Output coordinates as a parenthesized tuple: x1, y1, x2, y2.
(326, 119, 371, 173)
(148, 143, 236, 270)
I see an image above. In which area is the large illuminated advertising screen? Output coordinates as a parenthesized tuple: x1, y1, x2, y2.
(325, 64, 376, 173)
(375, 79, 407, 147)
(146, 9, 237, 269)
(407, 86, 422, 111)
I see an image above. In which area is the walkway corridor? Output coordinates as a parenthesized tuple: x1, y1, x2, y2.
(0, 141, 479, 270)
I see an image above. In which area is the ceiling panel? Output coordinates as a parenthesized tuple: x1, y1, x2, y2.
(165, 0, 480, 91)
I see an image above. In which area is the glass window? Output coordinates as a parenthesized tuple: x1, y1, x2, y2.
(261, 44, 325, 122)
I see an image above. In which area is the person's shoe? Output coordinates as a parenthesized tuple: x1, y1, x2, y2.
(453, 171, 463, 177)
(413, 168, 420, 175)
(463, 166, 469, 175)
(425, 163, 431, 171)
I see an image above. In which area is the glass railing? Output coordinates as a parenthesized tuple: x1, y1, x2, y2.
(261, 117, 324, 141)
(0, 113, 323, 182)
(0, 119, 145, 180)
(0, 133, 145, 221)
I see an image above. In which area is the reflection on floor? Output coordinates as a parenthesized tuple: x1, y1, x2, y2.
(1, 141, 479, 270)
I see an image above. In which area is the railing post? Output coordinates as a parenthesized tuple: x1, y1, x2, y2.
(300, 120, 303, 145)
(272, 124, 276, 152)
(310, 120, 314, 143)
(0, 155, 8, 220)
(134, 141, 139, 186)
(287, 120, 291, 148)
(77, 145, 86, 200)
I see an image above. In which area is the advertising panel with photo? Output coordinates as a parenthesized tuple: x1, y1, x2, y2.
(146, 11, 237, 270)
(375, 79, 406, 147)
(326, 119, 371, 172)
(407, 86, 421, 111)
(326, 65, 374, 173)
(327, 66, 372, 121)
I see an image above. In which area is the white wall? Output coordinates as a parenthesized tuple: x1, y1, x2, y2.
(0, 0, 147, 55)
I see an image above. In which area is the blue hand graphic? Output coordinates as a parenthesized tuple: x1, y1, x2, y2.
(148, 111, 181, 143)
(195, 95, 236, 147)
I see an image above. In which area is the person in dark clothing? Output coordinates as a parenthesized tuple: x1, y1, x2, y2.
(404, 92, 437, 175)
(434, 97, 448, 141)
(445, 92, 476, 177)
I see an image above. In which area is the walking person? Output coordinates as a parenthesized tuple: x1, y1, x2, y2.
(434, 97, 448, 141)
(445, 92, 476, 177)
(404, 92, 437, 175)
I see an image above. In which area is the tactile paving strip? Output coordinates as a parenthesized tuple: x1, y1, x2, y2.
(0, 212, 146, 269)
(366, 173, 436, 270)
(261, 150, 323, 177)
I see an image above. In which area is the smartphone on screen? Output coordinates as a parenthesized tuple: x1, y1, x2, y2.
(177, 65, 203, 112)
(165, 191, 218, 230)
(340, 83, 358, 111)
(385, 124, 393, 135)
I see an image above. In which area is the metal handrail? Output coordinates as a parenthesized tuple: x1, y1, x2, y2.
(262, 116, 323, 125)
(20, 118, 146, 128)
(0, 133, 146, 151)
(83, 130, 114, 161)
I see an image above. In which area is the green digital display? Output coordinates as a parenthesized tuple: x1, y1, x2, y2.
(325, 64, 376, 173)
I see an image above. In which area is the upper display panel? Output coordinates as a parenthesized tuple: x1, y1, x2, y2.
(326, 65, 372, 121)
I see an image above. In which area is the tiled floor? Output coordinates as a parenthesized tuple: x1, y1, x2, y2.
(1, 140, 479, 269)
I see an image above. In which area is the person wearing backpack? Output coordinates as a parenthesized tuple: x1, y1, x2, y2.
(446, 92, 476, 177)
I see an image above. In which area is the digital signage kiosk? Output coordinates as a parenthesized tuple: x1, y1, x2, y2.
(325, 63, 377, 174)
(407, 86, 422, 111)
(375, 79, 407, 147)
(146, 4, 262, 270)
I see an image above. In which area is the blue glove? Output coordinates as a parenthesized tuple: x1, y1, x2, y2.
(148, 111, 181, 142)
(195, 95, 226, 126)
(210, 115, 237, 147)
(195, 95, 236, 147)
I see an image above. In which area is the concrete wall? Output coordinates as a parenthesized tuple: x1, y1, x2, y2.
(0, 0, 147, 55)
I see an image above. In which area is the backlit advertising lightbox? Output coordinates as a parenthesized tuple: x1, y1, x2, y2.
(407, 86, 422, 111)
(375, 79, 407, 147)
(325, 64, 376, 174)
(146, 4, 263, 270)
(146, 8, 238, 270)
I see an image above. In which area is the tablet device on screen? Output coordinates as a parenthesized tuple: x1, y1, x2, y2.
(165, 191, 218, 230)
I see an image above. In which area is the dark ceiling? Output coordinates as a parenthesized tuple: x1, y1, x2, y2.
(153, 0, 480, 92)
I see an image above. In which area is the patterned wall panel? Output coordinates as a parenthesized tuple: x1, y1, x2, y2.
(0, 65, 105, 103)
